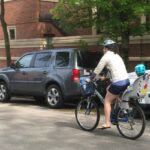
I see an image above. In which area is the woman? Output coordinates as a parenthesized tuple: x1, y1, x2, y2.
(92, 39, 130, 129)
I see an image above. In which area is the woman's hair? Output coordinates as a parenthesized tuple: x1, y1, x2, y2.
(105, 43, 120, 54)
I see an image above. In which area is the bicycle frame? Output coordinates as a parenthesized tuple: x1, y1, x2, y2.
(94, 89, 104, 104)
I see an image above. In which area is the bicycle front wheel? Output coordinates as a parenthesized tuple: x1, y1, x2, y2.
(117, 102, 146, 140)
(75, 98, 100, 131)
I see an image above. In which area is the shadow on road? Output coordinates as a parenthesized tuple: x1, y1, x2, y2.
(55, 120, 121, 139)
(55, 121, 78, 129)
(4, 97, 77, 110)
(3, 96, 150, 120)
(8, 97, 46, 108)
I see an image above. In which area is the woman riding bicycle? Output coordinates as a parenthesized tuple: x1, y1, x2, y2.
(91, 39, 130, 129)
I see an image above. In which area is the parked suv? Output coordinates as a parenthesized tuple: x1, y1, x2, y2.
(0, 48, 102, 108)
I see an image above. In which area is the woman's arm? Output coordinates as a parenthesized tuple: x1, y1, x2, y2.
(93, 55, 107, 78)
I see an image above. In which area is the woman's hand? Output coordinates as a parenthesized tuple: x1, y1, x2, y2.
(99, 75, 106, 81)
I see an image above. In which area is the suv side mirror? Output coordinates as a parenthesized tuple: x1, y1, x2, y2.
(10, 63, 16, 69)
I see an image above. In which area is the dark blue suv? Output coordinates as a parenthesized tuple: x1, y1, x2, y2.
(0, 48, 102, 108)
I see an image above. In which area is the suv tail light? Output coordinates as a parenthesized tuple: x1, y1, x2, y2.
(71, 69, 80, 82)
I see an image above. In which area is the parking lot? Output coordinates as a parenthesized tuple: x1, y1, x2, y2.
(0, 97, 150, 150)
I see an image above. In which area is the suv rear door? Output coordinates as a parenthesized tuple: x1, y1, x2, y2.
(76, 50, 108, 96)
(77, 50, 102, 75)
(53, 51, 71, 94)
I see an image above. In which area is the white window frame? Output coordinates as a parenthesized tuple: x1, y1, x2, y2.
(4, 0, 13, 2)
(7, 26, 16, 40)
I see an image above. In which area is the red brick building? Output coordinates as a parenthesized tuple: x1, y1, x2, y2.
(0, 0, 92, 39)
(0, 0, 150, 71)
(0, 0, 93, 67)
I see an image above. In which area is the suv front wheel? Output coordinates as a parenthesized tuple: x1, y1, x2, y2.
(0, 82, 10, 102)
(46, 84, 63, 108)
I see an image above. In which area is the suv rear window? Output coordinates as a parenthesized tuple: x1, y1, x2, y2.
(77, 51, 102, 68)
(55, 52, 69, 67)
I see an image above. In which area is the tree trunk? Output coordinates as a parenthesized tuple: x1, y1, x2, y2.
(0, 0, 11, 66)
(121, 31, 130, 70)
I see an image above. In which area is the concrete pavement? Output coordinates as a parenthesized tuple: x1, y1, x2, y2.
(0, 98, 150, 150)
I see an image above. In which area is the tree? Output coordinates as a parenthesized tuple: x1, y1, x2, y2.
(0, 0, 11, 66)
(52, 0, 150, 68)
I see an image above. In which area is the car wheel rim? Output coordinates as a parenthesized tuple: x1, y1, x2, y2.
(47, 88, 60, 106)
(0, 84, 6, 101)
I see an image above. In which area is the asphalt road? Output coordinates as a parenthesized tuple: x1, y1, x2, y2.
(0, 97, 150, 150)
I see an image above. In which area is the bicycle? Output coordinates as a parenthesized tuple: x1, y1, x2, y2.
(75, 73, 150, 140)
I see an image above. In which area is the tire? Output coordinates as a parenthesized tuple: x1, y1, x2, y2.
(75, 98, 100, 131)
(46, 84, 63, 108)
(0, 82, 11, 102)
(116, 102, 146, 140)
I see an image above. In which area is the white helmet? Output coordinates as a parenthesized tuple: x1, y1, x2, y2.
(102, 39, 116, 46)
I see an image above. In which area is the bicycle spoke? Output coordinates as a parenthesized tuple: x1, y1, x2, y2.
(75, 99, 100, 131)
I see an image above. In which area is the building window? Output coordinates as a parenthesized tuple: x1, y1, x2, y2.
(8, 26, 16, 40)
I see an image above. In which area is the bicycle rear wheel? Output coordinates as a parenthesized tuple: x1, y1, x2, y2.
(75, 98, 100, 131)
(117, 102, 146, 140)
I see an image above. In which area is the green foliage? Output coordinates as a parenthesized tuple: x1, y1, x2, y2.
(51, 0, 94, 33)
(78, 40, 88, 51)
(51, 0, 150, 67)
(51, 0, 150, 37)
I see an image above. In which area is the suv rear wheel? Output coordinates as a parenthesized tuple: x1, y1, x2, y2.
(0, 82, 10, 102)
(46, 84, 63, 108)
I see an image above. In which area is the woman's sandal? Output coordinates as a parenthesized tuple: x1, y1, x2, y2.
(98, 125, 111, 130)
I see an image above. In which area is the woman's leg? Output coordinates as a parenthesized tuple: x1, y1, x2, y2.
(101, 90, 118, 127)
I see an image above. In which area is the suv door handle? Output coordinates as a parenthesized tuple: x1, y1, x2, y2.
(43, 71, 48, 74)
